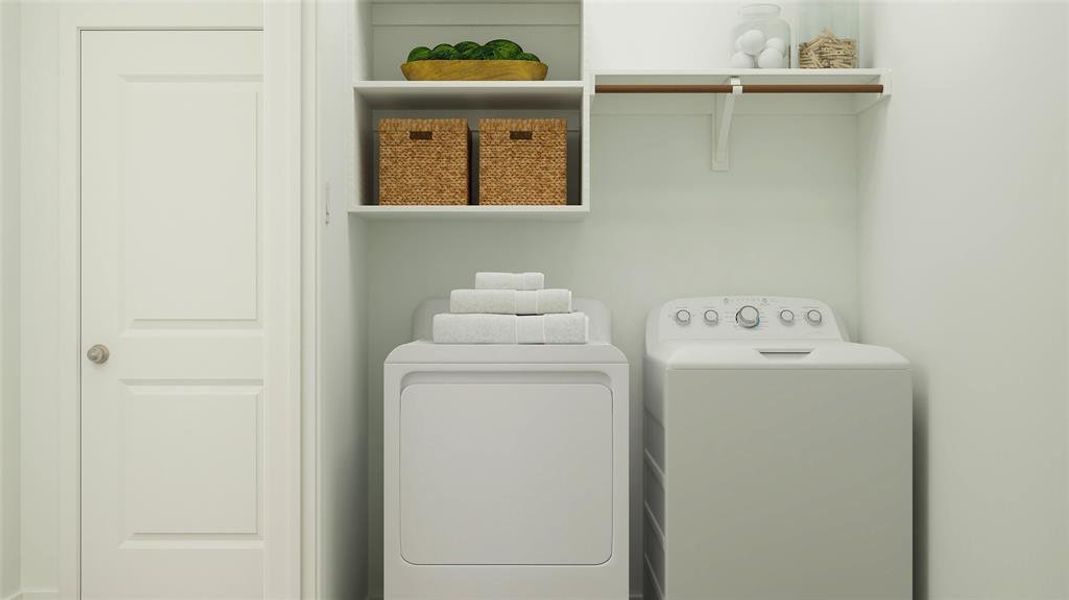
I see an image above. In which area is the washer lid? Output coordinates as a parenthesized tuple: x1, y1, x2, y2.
(653, 340, 909, 370)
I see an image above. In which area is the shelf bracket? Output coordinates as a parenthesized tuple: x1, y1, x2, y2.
(854, 70, 893, 113)
(712, 77, 742, 171)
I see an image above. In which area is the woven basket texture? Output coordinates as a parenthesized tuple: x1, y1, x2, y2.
(378, 118, 469, 205)
(479, 118, 566, 205)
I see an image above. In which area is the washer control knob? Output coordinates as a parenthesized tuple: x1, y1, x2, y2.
(674, 309, 692, 325)
(806, 309, 823, 325)
(703, 309, 719, 325)
(736, 305, 760, 328)
(779, 309, 795, 324)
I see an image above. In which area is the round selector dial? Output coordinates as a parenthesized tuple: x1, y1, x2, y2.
(779, 309, 795, 324)
(805, 309, 823, 325)
(703, 309, 719, 325)
(735, 305, 760, 328)
(674, 309, 692, 325)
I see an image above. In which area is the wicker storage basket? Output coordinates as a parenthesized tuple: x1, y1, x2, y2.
(378, 118, 469, 205)
(478, 118, 566, 205)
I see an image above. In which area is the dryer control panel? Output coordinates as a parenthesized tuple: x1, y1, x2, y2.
(649, 296, 846, 342)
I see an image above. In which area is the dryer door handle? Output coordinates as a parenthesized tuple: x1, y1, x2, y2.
(757, 348, 813, 358)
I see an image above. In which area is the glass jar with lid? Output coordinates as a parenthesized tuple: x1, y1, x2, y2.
(730, 4, 791, 69)
(797, 0, 860, 68)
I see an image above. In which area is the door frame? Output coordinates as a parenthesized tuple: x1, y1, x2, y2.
(54, 3, 308, 598)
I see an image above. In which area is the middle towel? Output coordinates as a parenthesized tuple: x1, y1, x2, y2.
(449, 288, 572, 315)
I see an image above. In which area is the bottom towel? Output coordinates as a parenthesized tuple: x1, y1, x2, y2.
(433, 313, 589, 344)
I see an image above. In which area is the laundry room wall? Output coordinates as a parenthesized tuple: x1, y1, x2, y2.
(0, 0, 22, 596)
(362, 1, 863, 591)
(316, 0, 371, 598)
(16, 1, 61, 594)
(365, 112, 862, 600)
(584, 0, 800, 72)
(857, 2, 1069, 598)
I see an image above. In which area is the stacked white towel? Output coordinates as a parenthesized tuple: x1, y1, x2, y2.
(475, 272, 544, 290)
(433, 272, 588, 344)
(450, 289, 571, 315)
(433, 313, 588, 345)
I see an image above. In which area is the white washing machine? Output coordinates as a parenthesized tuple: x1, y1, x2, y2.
(384, 299, 629, 600)
(644, 296, 912, 600)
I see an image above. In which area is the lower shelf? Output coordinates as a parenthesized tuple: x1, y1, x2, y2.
(349, 204, 589, 220)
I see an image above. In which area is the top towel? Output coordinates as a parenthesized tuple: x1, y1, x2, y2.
(475, 272, 544, 290)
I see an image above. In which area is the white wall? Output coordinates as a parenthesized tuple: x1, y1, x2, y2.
(0, 1, 22, 597)
(316, 0, 370, 598)
(857, 2, 1069, 598)
(586, 0, 807, 71)
(365, 109, 863, 597)
(17, 2, 61, 594)
(361, 4, 866, 595)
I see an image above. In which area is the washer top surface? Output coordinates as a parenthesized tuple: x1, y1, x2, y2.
(386, 297, 627, 364)
(647, 296, 908, 370)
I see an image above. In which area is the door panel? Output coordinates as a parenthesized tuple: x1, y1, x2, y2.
(121, 80, 260, 322)
(80, 30, 283, 599)
(122, 385, 260, 536)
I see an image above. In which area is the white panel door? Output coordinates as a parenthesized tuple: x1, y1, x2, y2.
(81, 30, 295, 599)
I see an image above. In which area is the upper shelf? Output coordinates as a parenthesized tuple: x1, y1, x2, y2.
(354, 80, 586, 110)
(350, 204, 589, 220)
(592, 69, 891, 171)
(594, 68, 889, 90)
(592, 68, 891, 116)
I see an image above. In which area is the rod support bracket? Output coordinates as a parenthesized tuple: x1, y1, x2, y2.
(712, 77, 742, 171)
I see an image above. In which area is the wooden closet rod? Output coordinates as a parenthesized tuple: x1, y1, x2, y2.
(595, 83, 884, 94)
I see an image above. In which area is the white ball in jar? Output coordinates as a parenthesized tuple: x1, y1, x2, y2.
(730, 51, 755, 68)
(765, 37, 787, 55)
(757, 47, 785, 68)
(737, 29, 766, 56)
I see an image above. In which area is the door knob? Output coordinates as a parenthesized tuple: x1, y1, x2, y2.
(86, 344, 110, 365)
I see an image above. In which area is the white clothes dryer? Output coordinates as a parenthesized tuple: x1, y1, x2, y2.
(383, 299, 629, 600)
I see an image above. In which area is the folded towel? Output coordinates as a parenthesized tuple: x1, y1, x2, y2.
(433, 313, 589, 344)
(450, 289, 571, 315)
(474, 272, 545, 290)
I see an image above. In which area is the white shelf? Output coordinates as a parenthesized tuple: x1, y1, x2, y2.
(592, 68, 890, 171)
(354, 80, 586, 110)
(592, 68, 890, 116)
(593, 68, 890, 87)
(354, 79, 589, 213)
(350, 204, 589, 220)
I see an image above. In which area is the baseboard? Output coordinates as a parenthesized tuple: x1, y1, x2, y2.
(7, 589, 629, 600)
(9, 590, 58, 600)
(367, 590, 637, 594)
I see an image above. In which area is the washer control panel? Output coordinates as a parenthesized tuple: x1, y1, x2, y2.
(650, 296, 846, 342)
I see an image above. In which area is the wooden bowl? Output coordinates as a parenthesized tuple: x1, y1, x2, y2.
(401, 60, 548, 81)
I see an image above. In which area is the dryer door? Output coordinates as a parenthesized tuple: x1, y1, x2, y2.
(399, 382, 613, 565)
